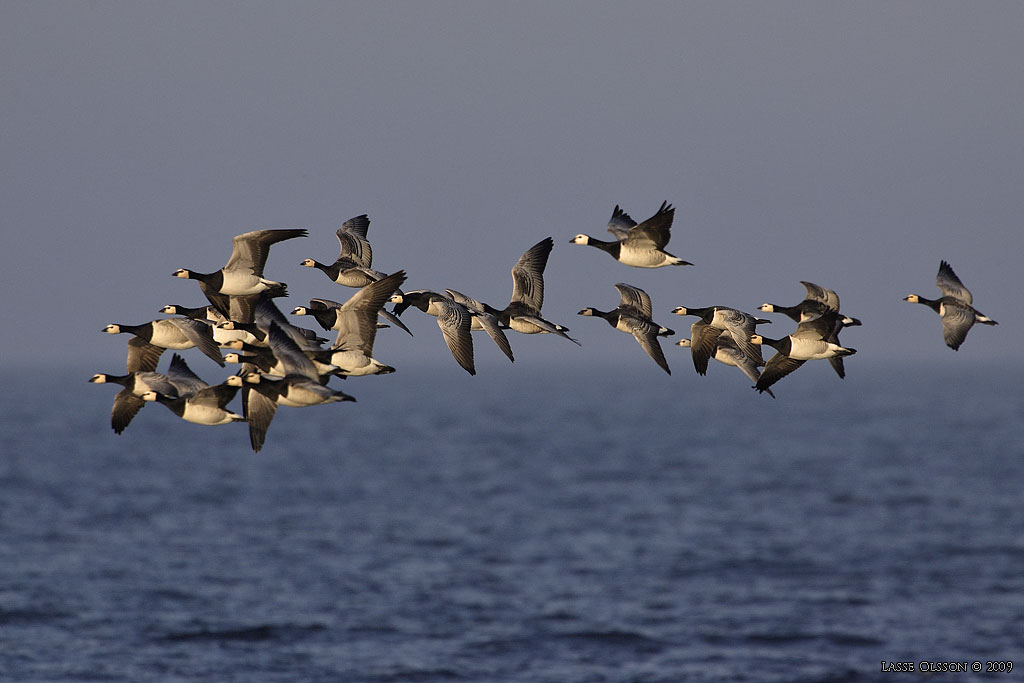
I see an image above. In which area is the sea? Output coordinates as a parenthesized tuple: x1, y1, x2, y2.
(1, 360, 1022, 682)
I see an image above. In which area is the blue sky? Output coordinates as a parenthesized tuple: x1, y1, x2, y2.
(3, 2, 1021, 374)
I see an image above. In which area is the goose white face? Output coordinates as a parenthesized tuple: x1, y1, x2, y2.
(675, 339, 692, 347)
(217, 321, 237, 330)
(299, 258, 316, 267)
(671, 306, 688, 316)
(578, 308, 595, 316)
(224, 353, 242, 364)
(141, 391, 158, 402)
(244, 373, 262, 384)
(221, 340, 244, 350)
(89, 373, 107, 383)
(103, 324, 120, 334)
(389, 294, 404, 303)
(570, 234, 590, 245)
(160, 305, 177, 314)
(903, 294, 919, 303)
(758, 303, 773, 312)
(291, 307, 308, 315)
(750, 335, 764, 345)
(172, 269, 190, 278)
(225, 375, 243, 387)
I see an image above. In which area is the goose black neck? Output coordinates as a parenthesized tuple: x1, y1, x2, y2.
(770, 303, 803, 322)
(587, 238, 621, 257)
(173, 305, 211, 319)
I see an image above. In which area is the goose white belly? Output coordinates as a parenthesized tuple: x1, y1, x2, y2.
(218, 269, 278, 296)
(212, 326, 258, 346)
(509, 316, 546, 334)
(329, 350, 384, 376)
(787, 337, 845, 360)
(617, 245, 666, 268)
(614, 317, 636, 334)
(333, 268, 377, 288)
(278, 383, 335, 407)
(148, 324, 196, 349)
(713, 349, 742, 368)
(180, 403, 238, 425)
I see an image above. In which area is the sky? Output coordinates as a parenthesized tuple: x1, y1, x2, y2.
(2, 2, 1022, 376)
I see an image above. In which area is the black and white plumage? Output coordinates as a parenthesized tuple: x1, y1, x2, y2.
(299, 215, 374, 286)
(759, 284, 831, 324)
(578, 284, 674, 374)
(223, 341, 343, 381)
(751, 313, 858, 394)
(89, 353, 208, 433)
(91, 370, 176, 434)
(142, 385, 243, 426)
(496, 237, 580, 345)
(332, 214, 373, 268)
(570, 202, 691, 268)
(103, 318, 225, 371)
(671, 306, 768, 375)
(758, 281, 862, 378)
(173, 228, 307, 323)
(299, 256, 380, 288)
(444, 289, 515, 363)
(298, 215, 410, 333)
(217, 295, 328, 352)
(676, 336, 774, 398)
(904, 260, 997, 351)
(158, 303, 228, 324)
(390, 289, 477, 375)
(158, 303, 271, 348)
(140, 355, 244, 426)
(292, 271, 407, 376)
(229, 322, 357, 452)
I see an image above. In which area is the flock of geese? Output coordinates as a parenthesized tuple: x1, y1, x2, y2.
(91, 203, 998, 451)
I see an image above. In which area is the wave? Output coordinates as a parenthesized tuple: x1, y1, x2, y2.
(157, 622, 326, 643)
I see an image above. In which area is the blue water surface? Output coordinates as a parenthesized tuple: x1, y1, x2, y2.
(1, 360, 1022, 682)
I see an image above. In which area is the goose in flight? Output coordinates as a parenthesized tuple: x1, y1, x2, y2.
(750, 313, 857, 394)
(578, 284, 674, 374)
(389, 289, 477, 375)
(300, 214, 378, 287)
(570, 202, 691, 268)
(89, 353, 209, 433)
(671, 305, 768, 375)
(229, 322, 356, 451)
(291, 271, 407, 376)
(758, 281, 857, 324)
(217, 294, 328, 352)
(298, 215, 410, 333)
(676, 336, 774, 398)
(904, 260, 997, 350)
(444, 288, 515, 363)
(140, 355, 244, 426)
(174, 228, 306, 323)
(758, 281, 862, 378)
(496, 237, 580, 345)
(102, 318, 224, 371)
